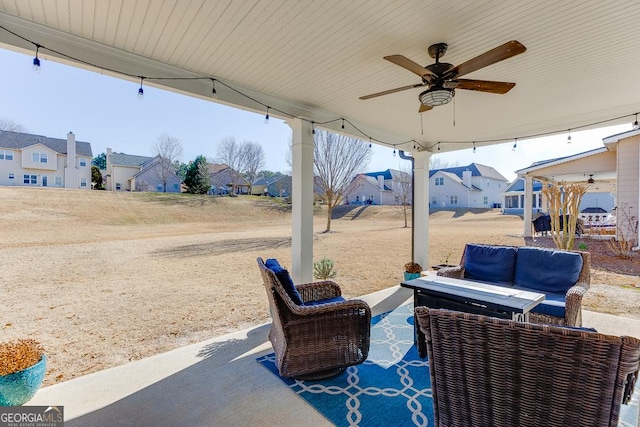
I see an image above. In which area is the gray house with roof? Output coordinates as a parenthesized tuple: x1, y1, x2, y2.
(105, 148, 180, 192)
(0, 130, 92, 189)
(429, 163, 508, 209)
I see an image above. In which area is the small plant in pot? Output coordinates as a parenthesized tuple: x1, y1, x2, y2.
(404, 262, 422, 281)
(0, 339, 46, 406)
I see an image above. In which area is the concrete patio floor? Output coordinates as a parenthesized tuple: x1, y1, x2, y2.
(28, 286, 640, 426)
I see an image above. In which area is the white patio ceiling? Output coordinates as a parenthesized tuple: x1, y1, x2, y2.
(2, 1, 640, 154)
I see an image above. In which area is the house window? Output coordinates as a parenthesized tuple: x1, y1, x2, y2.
(432, 197, 437, 205)
(80, 177, 87, 187)
(483, 196, 488, 205)
(0, 150, 14, 160)
(80, 158, 87, 167)
(157, 184, 163, 191)
(435, 177, 444, 186)
(116, 183, 122, 190)
(55, 176, 62, 187)
(173, 184, 179, 191)
(8, 173, 14, 179)
(23, 174, 37, 185)
(450, 195, 458, 205)
(32, 152, 47, 163)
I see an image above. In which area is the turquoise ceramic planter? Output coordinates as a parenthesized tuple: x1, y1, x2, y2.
(403, 272, 421, 281)
(0, 355, 46, 406)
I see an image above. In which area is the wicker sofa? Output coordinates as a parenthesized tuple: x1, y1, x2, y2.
(415, 307, 640, 427)
(257, 257, 371, 379)
(437, 244, 590, 326)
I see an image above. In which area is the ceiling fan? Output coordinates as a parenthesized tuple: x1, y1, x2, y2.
(360, 40, 526, 112)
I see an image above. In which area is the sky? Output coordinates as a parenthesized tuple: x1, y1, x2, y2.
(0, 47, 632, 181)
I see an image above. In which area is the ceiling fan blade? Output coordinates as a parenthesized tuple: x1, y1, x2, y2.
(384, 55, 434, 78)
(453, 79, 516, 94)
(418, 104, 433, 113)
(444, 40, 526, 79)
(359, 83, 426, 100)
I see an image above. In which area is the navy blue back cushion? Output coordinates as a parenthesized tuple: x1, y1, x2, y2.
(265, 258, 304, 305)
(464, 244, 517, 284)
(514, 247, 583, 293)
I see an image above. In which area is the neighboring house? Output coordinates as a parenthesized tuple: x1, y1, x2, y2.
(208, 163, 250, 195)
(104, 148, 180, 192)
(516, 136, 637, 242)
(252, 176, 292, 197)
(429, 163, 508, 209)
(344, 169, 411, 205)
(0, 130, 92, 189)
(502, 178, 544, 215)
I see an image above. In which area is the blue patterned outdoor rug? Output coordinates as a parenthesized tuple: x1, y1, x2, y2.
(257, 303, 434, 427)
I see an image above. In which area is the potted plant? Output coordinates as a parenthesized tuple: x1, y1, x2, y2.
(404, 261, 423, 281)
(431, 251, 457, 271)
(0, 339, 46, 406)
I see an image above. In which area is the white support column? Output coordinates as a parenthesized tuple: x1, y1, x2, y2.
(413, 151, 432, 270)
(523, 175, 533, 237)
(287, 118, 314, 283)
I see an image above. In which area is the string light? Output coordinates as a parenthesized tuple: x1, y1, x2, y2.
(264, 107, 270, 124)
(312, 121, 315, 134)
(4, 26, 640, 156)
(512, 138, 518, 151)
(341, 119, 345, 130)
(137, 77, 144, 100)
(567, 129, 572, 144)
(472, 141, 476, 153)
(32, 44, 41, 73)
(393, 146, 396, 157)
(211, 79, 217, 98)
(369, 137, 372, 148)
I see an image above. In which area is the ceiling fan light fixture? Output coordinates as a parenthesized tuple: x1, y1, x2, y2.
(419, 87, 454, 107)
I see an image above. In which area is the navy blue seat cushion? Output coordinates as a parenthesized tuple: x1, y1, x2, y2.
(304, 296, 346, 306)
(265, 258, 304, 305)
(463, 244, 517, 285)
(513, 286, 566, 318)
(514, 247, 583, 293)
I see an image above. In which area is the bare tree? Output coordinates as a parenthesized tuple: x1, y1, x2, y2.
(393, 166, 413, 228)
(429, 156, 458, 170)
(314, 129, 372, 232)
(242, 141, 265, 194)
(216, 137, 246, 194)
(0, 118, 28, 133)
(151, 133, 183, 192)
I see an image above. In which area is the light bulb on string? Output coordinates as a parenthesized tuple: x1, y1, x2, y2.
(437, 142, 441, 151)
(512, 138, 518, 151)
(264, 107, 270, 124)
(634, 114, 639, 130)
(137, 77, 144, 100)
(567, 130, 572, 144)
(369, 137, 372, 149)
(472, 142, 476, 153)
(312, 122, 315, 134)
(393, 146, 396, 157)
(32, 44, 41, 73)
(211, 79, 217, 98)
(341, 119, 345, 130)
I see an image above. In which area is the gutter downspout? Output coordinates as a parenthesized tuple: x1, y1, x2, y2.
(399, 150, 414, 260)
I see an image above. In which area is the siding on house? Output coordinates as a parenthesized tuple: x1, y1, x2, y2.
(616, 136, 639, 238)
(0, 130, 92, 189)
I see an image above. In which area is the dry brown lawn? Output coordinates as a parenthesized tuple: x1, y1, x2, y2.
(1, 187, 638, 386)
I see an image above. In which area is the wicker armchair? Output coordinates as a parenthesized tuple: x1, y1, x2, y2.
(438, 244, 590, 326)
(415, 307, 640, 427)
(257, 257, 371, 379)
